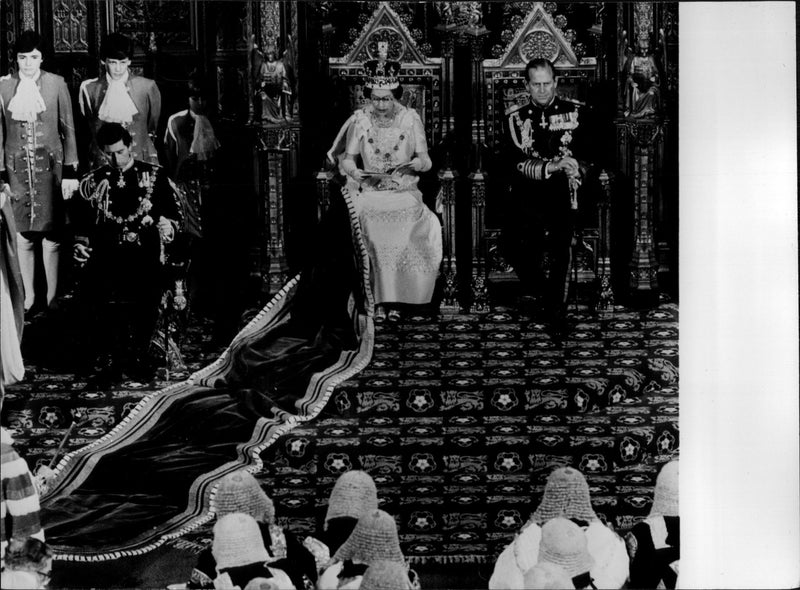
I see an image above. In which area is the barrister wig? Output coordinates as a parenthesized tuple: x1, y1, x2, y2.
(101, 32, 133, 61)
(531, 466, 598, 525)
(537, 517, 594, 578)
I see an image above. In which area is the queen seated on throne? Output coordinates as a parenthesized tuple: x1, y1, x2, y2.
(327, 45, 442, 323)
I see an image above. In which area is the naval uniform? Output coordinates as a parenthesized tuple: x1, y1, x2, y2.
(501, 96, 588, 319)
(70, 160, 182, 370)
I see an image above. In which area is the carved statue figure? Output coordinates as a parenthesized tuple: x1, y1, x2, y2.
(435, 1, 455, 25)
(252, 40, 295, 123)
(436, 1, 482, 28)
(622, 32, 662, 119)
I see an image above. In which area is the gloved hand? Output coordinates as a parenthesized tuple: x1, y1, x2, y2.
(61, 178, 79, 200)
(158, 216, 176, 243)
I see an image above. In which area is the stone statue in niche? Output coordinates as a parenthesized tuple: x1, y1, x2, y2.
(252, 39, 295, 123)
(622, 31, 662, 119)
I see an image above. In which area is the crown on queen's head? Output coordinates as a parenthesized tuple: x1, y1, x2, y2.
(363, 41, 401, 90)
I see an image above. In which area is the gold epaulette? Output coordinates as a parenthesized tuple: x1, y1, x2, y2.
(504, 102, 527, 116)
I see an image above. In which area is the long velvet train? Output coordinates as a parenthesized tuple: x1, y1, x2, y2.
(39, 192, 375, 560)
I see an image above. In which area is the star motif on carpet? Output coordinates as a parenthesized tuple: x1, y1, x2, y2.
(620, 437, 640, 461)
(657, 430, 676, 451)
(495, 510, 522, 529)
(408, 393, 434, 412)
(495, 452, 522, 472)
(324, 453, 352, 473)
(410, 453, 436, 473)
(491, 391, 518, 411)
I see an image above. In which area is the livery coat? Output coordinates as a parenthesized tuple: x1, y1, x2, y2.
(0, 71, 79, 233)
(164, 109, 199, 183)
(79, 74, 161, 167)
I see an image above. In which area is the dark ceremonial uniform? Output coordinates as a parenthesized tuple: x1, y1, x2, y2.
(501, 96, 588, 321)
(70, 160, 182, 373)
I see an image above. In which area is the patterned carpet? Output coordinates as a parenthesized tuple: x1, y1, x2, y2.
(3, 301, 678, 567)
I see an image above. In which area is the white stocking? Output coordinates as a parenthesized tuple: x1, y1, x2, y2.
(16, 233, 36, 310)
(42, 236, 60, 306)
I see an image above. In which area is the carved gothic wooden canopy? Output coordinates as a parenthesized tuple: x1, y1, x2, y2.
(330, 1, 438, 66)
(484, 1, 595, 70)
(327, 2, 443, 144)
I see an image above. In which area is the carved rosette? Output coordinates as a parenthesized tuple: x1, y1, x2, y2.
(520, 30, 559, 62)
(365, 28, 406, 61)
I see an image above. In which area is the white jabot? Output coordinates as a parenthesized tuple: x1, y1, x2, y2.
(7, 71, 45, 122)
(98, 72, 138, 124)
(189, 110, 219, 160)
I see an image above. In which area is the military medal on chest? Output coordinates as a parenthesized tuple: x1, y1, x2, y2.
(87, 166, 158, 245)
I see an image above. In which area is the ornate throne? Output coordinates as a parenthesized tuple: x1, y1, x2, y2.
(315, 2, 454, 308)
(480, 3, 614, 310)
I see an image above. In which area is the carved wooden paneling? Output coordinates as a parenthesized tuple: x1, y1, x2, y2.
(215, 63, 249, 121)
(616, 119, 664, 292)
(323, 2, 436, 59)
(52, 0, 89, 53)
(489, 2, 599, 65)
(258, 0, 280, 49)
(21, 0, 35, 30)
(109, 0, 198, 53)
(2, 0, 18, 73)
(214, 1, 248, 53)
